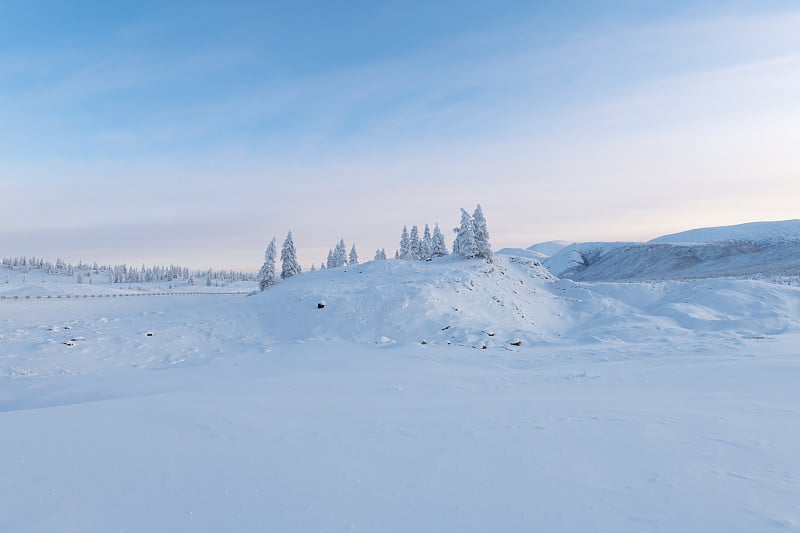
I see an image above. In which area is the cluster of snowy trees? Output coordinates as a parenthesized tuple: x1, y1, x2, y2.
(1, 256, 253, 286)
(452, 204, 491, 259)
(257, 233, 364, 291)
(394, 205, 490, 261)
(257, 231, 304, 291)
(323, 239, 358, 269)
(256, 205, 491, 291)
(397, 223, 448, 260)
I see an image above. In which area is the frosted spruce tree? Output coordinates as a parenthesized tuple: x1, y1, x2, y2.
(399, 226, 411, 259)
(409, 225, 421, 260)
(280, 231, 302, 279)
(257, 238, 278, 291)
(326, 249, 334, 269)
(472, 204, 492, 259)
(421, 223, 433, 260)
(348, 244, 359, 266)
(453, 209, 478, 259)
(432, 223, 449, 257)
(374, 248, 387, 260)
(333, 239, 348, 267)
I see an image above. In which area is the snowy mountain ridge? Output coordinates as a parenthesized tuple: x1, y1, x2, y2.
(541, 220, 800, 281)
(650, 219, 800, 245)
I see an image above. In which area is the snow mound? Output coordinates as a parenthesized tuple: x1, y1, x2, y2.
(651, 219, 800, 245)
(252, 255, 563, 345)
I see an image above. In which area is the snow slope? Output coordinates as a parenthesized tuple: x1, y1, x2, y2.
(2, 255, 800, 532)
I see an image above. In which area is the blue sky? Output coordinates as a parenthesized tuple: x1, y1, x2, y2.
(2, 1, 799, 269)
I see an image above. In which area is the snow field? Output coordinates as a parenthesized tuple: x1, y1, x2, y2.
(2, 253, 800, 532)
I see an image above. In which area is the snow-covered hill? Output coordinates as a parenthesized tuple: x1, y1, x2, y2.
(545, 220, 800, 281)
(254, 255, 562, 346)
(248, 255, 800, 347)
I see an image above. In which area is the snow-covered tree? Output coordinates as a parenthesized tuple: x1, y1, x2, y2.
(374, 248, 387, 260)
(399, 226, 412, 259)
(432, 223, 449, 257)
(410, 225, 422, 260)
(453, 209, 478, 258)
(310, 263, 316, 272)
(332, 239, 348, 267)
(320, 262, 326, 269)
(257, 238, 278, 291)
(472, 204, 491, 259)
(281, 231, 302, 279)
(394, 249, 400, 259)
(348, 244, 359, 266)
(326, 249, 334, 269)
(421, 223, 433, 260)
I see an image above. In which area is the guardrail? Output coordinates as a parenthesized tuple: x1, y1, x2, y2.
(0, 292, 249, 301)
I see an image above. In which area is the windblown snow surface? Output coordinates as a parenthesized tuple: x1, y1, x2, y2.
(2, 254, 800, 532)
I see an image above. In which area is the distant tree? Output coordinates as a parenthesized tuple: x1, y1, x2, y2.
(280, 231, 302, 279)
(326, 249, 335, 269)
(257, 238, 278, 291)
(394, 249, 400, 259)
(472, 204, 492, 259)
(320, 262, 326, 269)
(374, 248, 387, 260)
(310, 263, 316, 272)
(77, 273, 83, 284)
(348, 244, 359, 266)
(432, 223, 449, 257)
(453, 209, 478, 258)
(399, 226, 411, 259)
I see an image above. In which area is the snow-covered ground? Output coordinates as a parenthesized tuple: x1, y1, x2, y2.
(2, 254, 800, 531)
